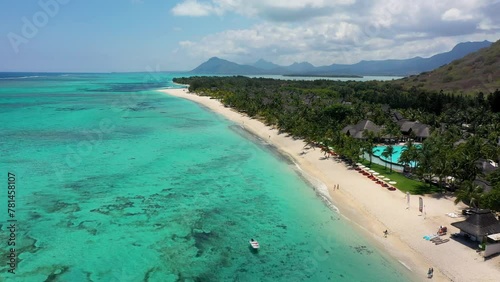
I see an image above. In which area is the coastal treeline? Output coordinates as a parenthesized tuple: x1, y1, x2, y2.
(173, 76, 500, 211)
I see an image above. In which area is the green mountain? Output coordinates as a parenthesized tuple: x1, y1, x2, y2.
(252, 59, 281, 70)
(191, 57, 263, 74)
(396, 40, 500, 93)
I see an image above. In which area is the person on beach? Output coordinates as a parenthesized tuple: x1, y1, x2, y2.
(383, 230, 388, 238)
(427, 267, 433, 278)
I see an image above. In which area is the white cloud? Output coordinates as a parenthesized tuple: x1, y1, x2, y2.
(171, 0, 221, 17)
(442, 8, 473, 21)
(172, 0, 500, 68)
(478, 19, 500, 31)
(172, 0, 356, 20)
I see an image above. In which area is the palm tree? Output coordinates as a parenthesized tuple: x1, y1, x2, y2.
(383, 122, 401, 145)
(450, 136, 484, 183)
(454, 180, 484, 208)
(362, 130, 376, 165)
(435, 138, 454, 191)
(303, 137, 316, 150)
(416, 140, 435, 185)
(348, 138, 363, 165)
(399, 139, 420, 171)
(383, 145, 395, 172)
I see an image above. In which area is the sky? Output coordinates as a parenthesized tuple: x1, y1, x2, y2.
(1, 0, 499, 72)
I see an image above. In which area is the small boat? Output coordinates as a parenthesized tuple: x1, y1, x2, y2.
(249, 239, 260, 249)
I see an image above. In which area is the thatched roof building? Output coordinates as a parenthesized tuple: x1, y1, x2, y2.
(451, 209, 500, 242)
(341, 120, 382, 139)
(398, 121, 430, 141)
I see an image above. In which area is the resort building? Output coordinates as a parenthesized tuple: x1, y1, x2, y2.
(473, 159, 500, 193)
(451, 209, 500, 257)
(398, 121, 430, 141)
(340, 120, 382, 140)
(341, 115, 431, 143)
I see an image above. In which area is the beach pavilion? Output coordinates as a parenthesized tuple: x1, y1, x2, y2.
(451, 209, 500, 257)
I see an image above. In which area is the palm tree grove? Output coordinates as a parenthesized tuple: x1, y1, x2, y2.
(173, 76, 500, 212)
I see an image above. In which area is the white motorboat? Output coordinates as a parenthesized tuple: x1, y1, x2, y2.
(249, 239, 260, 249)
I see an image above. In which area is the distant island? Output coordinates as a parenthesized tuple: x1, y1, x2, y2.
(283, 74, 363, 78)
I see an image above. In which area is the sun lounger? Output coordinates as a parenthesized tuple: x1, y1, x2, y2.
(435, 239, 450, 245)
(430, 236, 441, 242)
(432, 238, 443, 244)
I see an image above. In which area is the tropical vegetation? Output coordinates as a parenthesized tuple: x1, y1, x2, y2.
(173, 75, 500, 211)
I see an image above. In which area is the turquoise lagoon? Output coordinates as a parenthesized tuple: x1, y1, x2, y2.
(0, 73, 415, 281)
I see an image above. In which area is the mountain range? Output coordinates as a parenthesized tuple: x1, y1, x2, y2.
(190, 41, 493, 76)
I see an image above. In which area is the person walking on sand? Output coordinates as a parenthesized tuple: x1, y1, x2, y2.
(427, 267, 433, 278)
(383, 230, 388, 238)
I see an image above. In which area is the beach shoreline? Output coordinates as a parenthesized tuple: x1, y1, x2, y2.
(159, 88, 500, 282)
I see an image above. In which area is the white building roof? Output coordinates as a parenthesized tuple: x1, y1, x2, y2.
(487, 233, 500, 241)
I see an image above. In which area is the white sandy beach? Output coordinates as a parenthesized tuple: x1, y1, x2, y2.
(160, 88, 500, 282)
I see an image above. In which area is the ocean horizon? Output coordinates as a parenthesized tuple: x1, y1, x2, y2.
(0, 72, 414, 281)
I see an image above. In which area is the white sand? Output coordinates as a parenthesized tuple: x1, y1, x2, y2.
(160, 88, 500, 282)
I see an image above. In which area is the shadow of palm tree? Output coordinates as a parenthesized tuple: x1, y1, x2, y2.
(428, 191, 454, 199)
(413, 184, 440, 195)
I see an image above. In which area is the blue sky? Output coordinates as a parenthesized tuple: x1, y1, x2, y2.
(1, 0, 499, 72)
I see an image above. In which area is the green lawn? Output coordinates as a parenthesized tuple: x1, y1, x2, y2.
(359, 161, 440, 195)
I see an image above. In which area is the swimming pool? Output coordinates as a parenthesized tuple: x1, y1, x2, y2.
(372, 145, 421, 167)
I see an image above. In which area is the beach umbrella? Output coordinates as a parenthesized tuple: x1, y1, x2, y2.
(368, 169, 375, 173)
(372, 172, 380, 175)
(383, 177, 390, 181)
(388, 181, 397, 184)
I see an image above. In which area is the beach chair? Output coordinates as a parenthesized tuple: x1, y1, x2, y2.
(435, 239, 450, 245)
(430, 237, 441, 243)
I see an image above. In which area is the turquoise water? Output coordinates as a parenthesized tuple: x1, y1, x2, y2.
(0, 73, 414, 281)
(372, 145, 421, 167)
